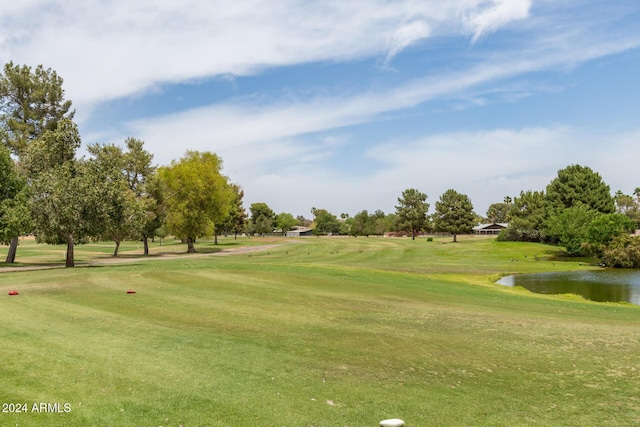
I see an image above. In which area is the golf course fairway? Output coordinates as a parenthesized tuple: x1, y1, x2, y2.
(1, 236, 639, 426)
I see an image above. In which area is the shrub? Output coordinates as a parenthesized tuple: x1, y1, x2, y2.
(602, 235, 640, 267)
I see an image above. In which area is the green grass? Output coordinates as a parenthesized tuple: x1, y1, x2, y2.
(1, 236, 639, 426)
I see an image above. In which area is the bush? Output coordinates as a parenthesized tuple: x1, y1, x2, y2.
(602, 235, 640, 267)
(497, 226, 548, 243)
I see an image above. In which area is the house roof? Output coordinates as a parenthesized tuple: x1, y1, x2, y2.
(472, 222, 509, 231)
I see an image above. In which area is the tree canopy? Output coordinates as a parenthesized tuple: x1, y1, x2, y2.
(0, 61, 74, 156)
(395, 188, 429, 240)
(433, 189, 475, 242)
(546, 164, 615, 214)
(159, 151, 232, 253)
(313, 208, 340, 235)
(250, 202, 275, 236)
(0, 62, 75, 262)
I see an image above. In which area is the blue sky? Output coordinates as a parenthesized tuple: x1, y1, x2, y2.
(2, 0, 640, 218)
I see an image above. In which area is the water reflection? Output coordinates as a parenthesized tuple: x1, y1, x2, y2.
(497, 270, 640, 305)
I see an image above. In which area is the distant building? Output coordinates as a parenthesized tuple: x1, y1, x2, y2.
(472, 223, 508, 235)
(285, 226, 314, 237)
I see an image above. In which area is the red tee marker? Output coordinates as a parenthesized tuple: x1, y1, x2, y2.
(126, 290, 136, 294)
(8, 290, 19, 296)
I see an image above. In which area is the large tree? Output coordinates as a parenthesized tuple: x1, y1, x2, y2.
(0, 145, 31, 263)
(486, 201, 510, 223)
(276, 212, 297, 234)
(395, 188, 429, 240)
(0, 62, 74, 262)
(350, 210, 374, 237)
(584, 213, 636, 257)
(312, 208, 340, 235)
(26, 119, 105, 267)
(250, 202, 276, 236)
(544, 204, 599, 255)
(159, 151, 232, 253)
(498, 190, 549, 242)
(139, 172, 166, 254)
(433, 189, 475, 242)
(86, 143, 146, 257)
(614, 190, 640, 228)
(546, 164, 615, 214)
(220, 184, 246, 239)
(0, 62, 74, 155)
(120, 137, 161, 255)
(30, 162, 104, 267)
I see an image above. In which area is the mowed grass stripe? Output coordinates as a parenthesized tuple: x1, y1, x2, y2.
(1, 237, 639, 425)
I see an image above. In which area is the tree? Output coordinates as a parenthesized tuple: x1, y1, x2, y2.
(370, 210, 390, 235)
(544, 204, 599, 255)
(350, 210, 373, 237)
(395, 188, 429, 240)
(119, 137, 164, 254)
(123, 137, 155, 192)
(0, 62, 74, 156)
(0, 145, 31, 262)
(159, 151, 233, 253)
(30, 161, 105, 267)
(250, 202, 275, 236)
(340, 217, 354, 235)
(0, 62, 74, 262)
(276, 212, 297, 234)
(614, 190, 640, 228)
(220, 184, 247, 239)
(498, 190, 549, 242)
(583, 213, 636, 257)
(86, 143, 146, 257)
(25, 118, 101, 267)
(486, 202, 510, 223)
(433, 189, 475, 242)
(382, 213, 398, 234)
(313, 208, 340, 235)
(546, 164, 615, 214)
(602, 235, 640, 268)
(139, 172, 166, 254)
(296, 215, 312, 227)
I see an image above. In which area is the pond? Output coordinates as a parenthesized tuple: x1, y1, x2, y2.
(496, 269, 640, 306)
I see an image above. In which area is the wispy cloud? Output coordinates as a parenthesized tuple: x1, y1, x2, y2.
(3, 0, 639, 217)
(462, 0, 532, 42)
(0, 0, 535, 115)
(122, 19, 640, 167)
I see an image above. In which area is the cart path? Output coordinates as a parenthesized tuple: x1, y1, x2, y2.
(0, 242, 291, 273)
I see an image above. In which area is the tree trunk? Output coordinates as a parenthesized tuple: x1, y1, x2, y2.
(412, 229, 416, 240)
(234, 231, 238, 240)
(66, 238, 75, 267)
(186, 237, 196, 253)
(453, 233, 457, 243)
(113, 239, 121, 257)
(5, 236, 18, 263)
(214, 232, 218, 245)
(143, 235, 150, 255)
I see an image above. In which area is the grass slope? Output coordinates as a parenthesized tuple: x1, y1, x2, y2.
(0, 236, 639, 426)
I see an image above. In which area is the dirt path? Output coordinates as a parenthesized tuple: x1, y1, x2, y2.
(0, 243, 288, 273)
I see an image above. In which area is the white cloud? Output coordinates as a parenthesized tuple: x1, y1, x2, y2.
(384, 19, 431, 66)
(120, 21, 640, 170)
(462, 0, 532, 42)
(0, 0, 536, 116)
(242, 126, 640, 218)
(3, 0, 639, 218)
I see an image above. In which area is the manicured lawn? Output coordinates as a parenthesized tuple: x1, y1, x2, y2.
(1, 236, 639, 426)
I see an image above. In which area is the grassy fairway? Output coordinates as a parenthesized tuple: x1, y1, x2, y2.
(1, 236, 639, 426)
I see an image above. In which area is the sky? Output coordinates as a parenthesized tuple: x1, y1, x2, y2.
(2, 0, 640, 218)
